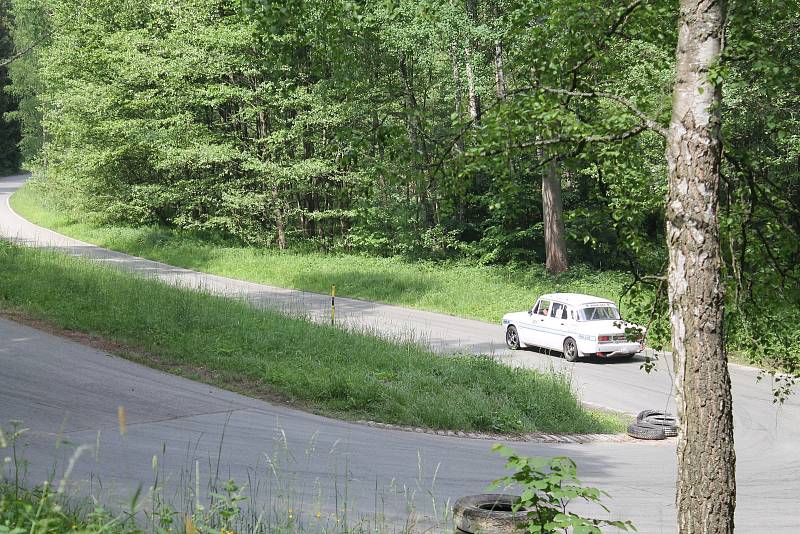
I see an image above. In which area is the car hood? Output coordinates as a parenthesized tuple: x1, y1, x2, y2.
(501, 311, 531, 323)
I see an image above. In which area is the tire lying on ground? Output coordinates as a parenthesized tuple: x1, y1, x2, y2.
(636, 410, 679, 437)
(627, 410, 680, 440)
(627, 420, 667, 440)
(635, 409, 662, 421)
(453, 494, 529, 534)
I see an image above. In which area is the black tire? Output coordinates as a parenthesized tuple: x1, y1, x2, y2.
(453, 494, 529, 534)
(641, 414, 677, 426)
(660, 426, 678, 438)
(637, 410, 679, 437)
(563, 337, 579, 362)
(506, 326, 521, 350)
(636, 409, 662, 421)
(627, 421, 667, 440)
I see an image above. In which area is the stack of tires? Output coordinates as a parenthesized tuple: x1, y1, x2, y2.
(627, 410, 678, 440)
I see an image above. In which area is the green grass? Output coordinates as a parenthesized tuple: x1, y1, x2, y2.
(10, 182, 633, 324)
(0, 241, 623, 434)
(0, 483, 102, 534)
(1, 417, 452, 534)
(0, 441, 390, 534)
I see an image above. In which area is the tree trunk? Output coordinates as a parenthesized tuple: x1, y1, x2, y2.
(493, 37, 517, 182)
(451, 43, 464, 123)
(464, 53, 481, 122)
(666, 1, 735, 533)
(464, 0, 481, 122)
(257, 108, 286, 250)
(270, 183, 286, 249)
(494, 39, 506, 99)
(542, 158, 568, 273)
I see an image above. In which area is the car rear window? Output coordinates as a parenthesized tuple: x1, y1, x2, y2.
(578, 305, 621, 321)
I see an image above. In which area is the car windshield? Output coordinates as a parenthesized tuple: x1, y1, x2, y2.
(578, 305, 620, 321)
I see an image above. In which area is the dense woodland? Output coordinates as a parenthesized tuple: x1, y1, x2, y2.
(3, 0, 691, 264)
(1, 1, 800, 532)
(1, 1, 798, 363)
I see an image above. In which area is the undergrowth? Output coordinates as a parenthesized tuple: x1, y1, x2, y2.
(11, 181, 639, 325)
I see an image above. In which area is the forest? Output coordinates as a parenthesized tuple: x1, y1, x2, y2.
(1, 0, 798, 370)
(2, 2, 800, 532)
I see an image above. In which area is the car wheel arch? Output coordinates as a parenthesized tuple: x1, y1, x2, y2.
(563, 337, 580, 362)
(505, 324, 521, 350)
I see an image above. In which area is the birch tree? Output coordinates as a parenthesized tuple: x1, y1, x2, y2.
(666, 0, 735, 531)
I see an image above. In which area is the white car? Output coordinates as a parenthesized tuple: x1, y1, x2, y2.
(501, 293, 644, 362)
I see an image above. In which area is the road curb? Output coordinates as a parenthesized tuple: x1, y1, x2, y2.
(354, 419, 674, 444)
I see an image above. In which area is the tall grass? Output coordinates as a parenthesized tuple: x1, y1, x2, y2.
(10, 182, 635, 324)
(0, 421, 451, 533)
(0, 242, 623, 434)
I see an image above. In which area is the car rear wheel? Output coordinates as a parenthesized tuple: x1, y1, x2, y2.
(563, 337, 579, 362)
(505, 326, 520, 350)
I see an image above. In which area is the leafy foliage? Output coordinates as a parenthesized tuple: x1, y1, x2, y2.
(0, 0, 21, 174)
(490, 445, 635, 533)
(4, 0, 799, 376)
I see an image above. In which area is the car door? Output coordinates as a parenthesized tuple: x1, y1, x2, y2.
(520, 298, 551, 348)
(538, 301, 563, 349)
(549, 303, 572, 350)
(530, 300, 554, 349)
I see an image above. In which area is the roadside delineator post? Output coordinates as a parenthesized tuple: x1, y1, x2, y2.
(331, 285, 336, 325)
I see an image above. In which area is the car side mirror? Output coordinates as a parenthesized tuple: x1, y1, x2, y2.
(528, 309, 533, 315)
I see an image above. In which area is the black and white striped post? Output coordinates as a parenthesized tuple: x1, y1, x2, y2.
(330, 285, 336, 325)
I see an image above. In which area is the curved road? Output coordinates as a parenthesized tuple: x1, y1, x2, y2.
(1, 174, 798, 532)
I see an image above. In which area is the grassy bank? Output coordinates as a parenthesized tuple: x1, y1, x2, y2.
(10, 182, 634, 324)
(0, 241, 623, 434)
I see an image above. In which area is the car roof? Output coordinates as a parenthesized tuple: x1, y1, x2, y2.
(538, 293, 616, 307)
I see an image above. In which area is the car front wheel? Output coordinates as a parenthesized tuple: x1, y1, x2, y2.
(506, 326, 521, 350)
(563, 338, 580, 362)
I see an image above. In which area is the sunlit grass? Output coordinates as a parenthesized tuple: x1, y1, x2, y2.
(0, 241, 624, 434)
(11, 182, 634, 324)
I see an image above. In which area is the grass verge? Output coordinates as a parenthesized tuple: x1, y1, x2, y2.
(0, 241, 623, 434)
(0, 421, 424, 533)
(10, 181, 634, 324)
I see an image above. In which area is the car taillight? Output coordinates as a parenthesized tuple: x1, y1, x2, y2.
(598, 335, 610, 342)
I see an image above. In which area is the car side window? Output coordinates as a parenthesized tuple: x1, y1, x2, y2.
(550, 302, 563, 318)
(537, 300, 551, 316)
(561, 306, 569, 320)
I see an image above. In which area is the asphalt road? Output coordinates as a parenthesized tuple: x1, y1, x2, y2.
(1, 173, 798, 532)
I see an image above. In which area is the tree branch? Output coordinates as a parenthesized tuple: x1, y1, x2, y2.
(538, 86, 668, 138)
(568, 0, 644, 80)
(428, 79, 665, 178)
(482, 123, 648, 158)
(0, 33, 50, 69)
